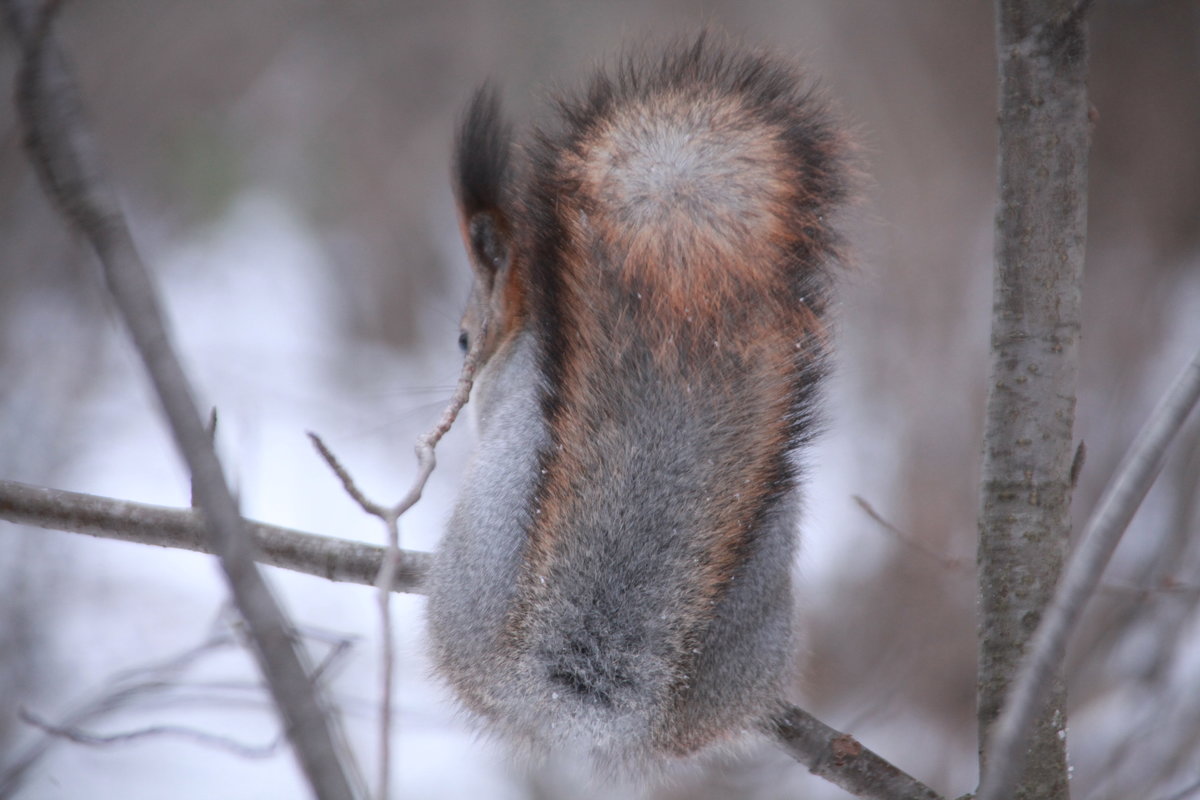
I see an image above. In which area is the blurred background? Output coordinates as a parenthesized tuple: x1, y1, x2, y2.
(1, 1, 1198, 798)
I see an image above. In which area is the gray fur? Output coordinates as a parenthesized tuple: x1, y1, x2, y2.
(426, 331, 548, 707)
(428, 324, 803, 770)
(426, 37, 846, 775)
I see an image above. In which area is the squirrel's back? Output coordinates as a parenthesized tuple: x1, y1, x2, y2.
(427, 36, 849, 773)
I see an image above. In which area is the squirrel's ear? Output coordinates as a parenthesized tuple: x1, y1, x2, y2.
(465, 211, 510, 288)
(454, 85, 513, 289)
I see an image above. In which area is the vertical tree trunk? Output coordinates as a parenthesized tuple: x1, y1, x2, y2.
(978, 2, 1090, 799)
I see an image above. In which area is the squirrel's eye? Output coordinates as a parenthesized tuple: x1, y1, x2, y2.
(457, 331, 470, 354)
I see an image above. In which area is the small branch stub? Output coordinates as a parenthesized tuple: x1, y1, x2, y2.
(767, 706, 944, 800)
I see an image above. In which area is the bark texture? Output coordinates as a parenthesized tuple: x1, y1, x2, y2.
(767, 708, 943, 800)
(977, 2, 1090, 799)
(978, 351, 1200, 800)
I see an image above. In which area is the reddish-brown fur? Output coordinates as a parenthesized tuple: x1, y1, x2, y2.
(511, 58, 843, 657)
(432, 35, 850, 764)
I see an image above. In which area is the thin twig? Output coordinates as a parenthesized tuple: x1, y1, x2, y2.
(307, 432, 403, 800)
(977, 348, 1200, 800)
(853, 495, 971, 573)
(308, 434, 392, 520)
(19, 709, 283, 759)
(373, 520, 401, 800)
(0, 617, 359, 798)
(309, 312, 489, 800)
(365, 313, 487, 797)
(1096, 577, 1200, 600)
(2, 631, 231, 796)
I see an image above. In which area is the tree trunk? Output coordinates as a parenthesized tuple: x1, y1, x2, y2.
(978, 2, 1090, 799)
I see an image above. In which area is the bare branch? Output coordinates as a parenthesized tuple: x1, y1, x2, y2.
(0, 479, 430, 594)
(20, 709, 282, 759)
(765, 706, 944, 800)
(2, 2, 366, 795)
(306, 432, 406, 800)
(977, 349, 1200, 800)
(308, 434, 392, 520)
(308, 308, 489, 532)
(371, 541, 399, 800)
(0, 610, 360, 797)
(2, 476, 944, 797)
(2, 631, 237, 796)
(398, 309, 489, 511)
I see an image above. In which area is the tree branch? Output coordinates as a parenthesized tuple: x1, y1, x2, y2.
(1, 3, 363, 795)
(766, 707, 944, 800)
(853, 495, 971, 573)
(0, 479, 429, 593)
(1, 478, 943, 799)
(977, 348, 1200, 800)
(19, 708, 283, 759)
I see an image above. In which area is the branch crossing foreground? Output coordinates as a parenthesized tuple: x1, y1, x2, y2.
(0, 478, 944, 800)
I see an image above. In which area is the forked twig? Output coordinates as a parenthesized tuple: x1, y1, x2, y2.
(310, 312, 490, 800)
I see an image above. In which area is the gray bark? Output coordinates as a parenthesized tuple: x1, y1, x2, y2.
(977, 2, 1091, 799)
(766, 707, 943, 800)
(978, 350, 1200, 800)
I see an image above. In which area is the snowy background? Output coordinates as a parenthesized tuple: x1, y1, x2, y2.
(2, 2, 1199, 798)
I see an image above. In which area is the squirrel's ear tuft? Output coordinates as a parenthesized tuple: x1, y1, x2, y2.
(466, 211, 510, 282)
(454, 85, 513, 284)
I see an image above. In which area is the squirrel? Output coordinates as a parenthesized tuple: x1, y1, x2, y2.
(425, 34, 850, 773)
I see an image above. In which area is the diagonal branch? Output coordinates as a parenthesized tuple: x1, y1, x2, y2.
(1, 2, 364, 796)
(766, 707, 944, 800)
(976, 348, 1200, 800)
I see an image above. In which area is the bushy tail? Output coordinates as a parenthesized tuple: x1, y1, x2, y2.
(429, 34, 852, 773)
